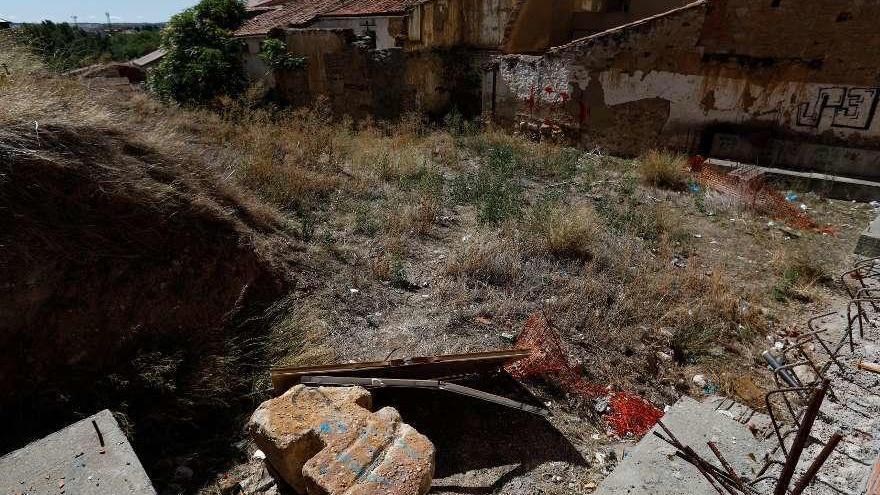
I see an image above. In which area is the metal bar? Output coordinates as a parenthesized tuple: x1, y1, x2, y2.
(789, 433, 843, 495)
(708, 441, 746, 491)
(773, 379, 830, 495)
(299, 375, 550, 417)
(765, 385, 814, 456)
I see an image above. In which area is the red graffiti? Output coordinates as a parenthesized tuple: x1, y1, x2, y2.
(544, 85, 555, 94)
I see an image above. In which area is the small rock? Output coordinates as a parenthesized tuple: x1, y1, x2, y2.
(252, 449, 266, 460)
(693, 374, 707, 387)
(500, 331, 517, 343)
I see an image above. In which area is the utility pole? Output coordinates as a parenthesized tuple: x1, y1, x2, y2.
(71, 15, 78, 27)
(105, 11, 111, 29)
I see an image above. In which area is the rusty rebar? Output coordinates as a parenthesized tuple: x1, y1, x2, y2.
(773, 379, 830, 495)
(788, 432, 843, 495)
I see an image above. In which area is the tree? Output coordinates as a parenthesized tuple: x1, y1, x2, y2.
(147, 0, 247, 105)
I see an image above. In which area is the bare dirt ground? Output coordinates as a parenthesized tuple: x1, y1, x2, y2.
(2, 35, 874, 494)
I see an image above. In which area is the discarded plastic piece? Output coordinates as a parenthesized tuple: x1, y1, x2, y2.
(506, 312, 662, 436)
(785, 191, 799, 202)
(762, 350, 801, 388)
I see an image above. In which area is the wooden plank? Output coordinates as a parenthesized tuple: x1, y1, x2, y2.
(271, 348, 531, 393)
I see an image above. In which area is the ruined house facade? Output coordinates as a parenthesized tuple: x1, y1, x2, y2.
(489, 0, 880, 178)
(234, 0, 690, 118)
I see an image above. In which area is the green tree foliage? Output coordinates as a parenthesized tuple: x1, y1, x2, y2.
(259, 38, 307, 71)
(14, 21, 160, 71)
(147, 0, 247, 105)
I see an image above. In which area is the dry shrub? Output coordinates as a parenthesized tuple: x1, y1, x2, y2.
(445, 230, 523, 285)
(542, 204, 603, 259)
(771, 244, 831, 302)
(264, 298, 334, 372)
(385, 195, 441, 236)
(639, 149, 689, 190)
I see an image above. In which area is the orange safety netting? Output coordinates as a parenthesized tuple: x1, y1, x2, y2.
(688, 156, 833, 234)
(505, 312, 663, 437)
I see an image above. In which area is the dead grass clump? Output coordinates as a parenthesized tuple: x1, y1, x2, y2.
(771, 245, 831, 302)
(384, 195, 441, 236)
(445, 231, 523, 286)
(639, 149, 689, 190)
(541, 204, 603, 259)
(666, 270, 765, 363)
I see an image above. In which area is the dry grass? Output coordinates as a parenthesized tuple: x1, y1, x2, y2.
(771, 244, 832, 302)
(4, 37, 863, 493)
(639, 149, 689, 190)
(541, 204, 603, 259)
(445, 230, 524, 286)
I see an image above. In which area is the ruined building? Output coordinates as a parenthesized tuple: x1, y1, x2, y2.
(237, 0, 880, 179)
(234, 0, 690, 117)
(491, 0, 880, 179)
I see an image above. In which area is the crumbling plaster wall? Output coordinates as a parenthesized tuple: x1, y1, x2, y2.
(491, 0, 880, 177)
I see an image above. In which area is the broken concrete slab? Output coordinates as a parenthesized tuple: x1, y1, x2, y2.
(596, 396, 767, 495)
(0, 409, 156, 495)
(248, 385, 434, 495)
(856, 214, 880, 257)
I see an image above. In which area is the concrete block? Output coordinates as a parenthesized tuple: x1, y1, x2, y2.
(596, 396, 767, 495)
(249, 385, 434, 495)
(0, 409, 156, 494)
(856, 214, 880, 257)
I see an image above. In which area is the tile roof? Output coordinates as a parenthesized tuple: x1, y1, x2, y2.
(323, 0, 411, 17)
(235, 0, 412, 36)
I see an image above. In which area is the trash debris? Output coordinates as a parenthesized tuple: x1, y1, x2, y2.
(689, 158, 831, 233)
(500, 331, 517, 343)
(785, 191, 799, 202)
(506, 312, 662, 437)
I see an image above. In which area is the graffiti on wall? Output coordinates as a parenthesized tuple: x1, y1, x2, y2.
(796, 87, 880, 130)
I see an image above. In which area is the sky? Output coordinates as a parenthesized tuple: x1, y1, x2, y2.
(0, 0, 198, 23)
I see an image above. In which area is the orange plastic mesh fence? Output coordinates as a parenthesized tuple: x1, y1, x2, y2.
(689, 157, 829, 233)
(506, 312, 662, 437)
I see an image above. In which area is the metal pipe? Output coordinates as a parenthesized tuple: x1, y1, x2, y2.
(763, 351, 801, 388)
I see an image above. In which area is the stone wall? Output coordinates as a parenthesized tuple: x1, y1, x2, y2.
(489, 0, 880, 178)
(272, 28, 486, 120)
